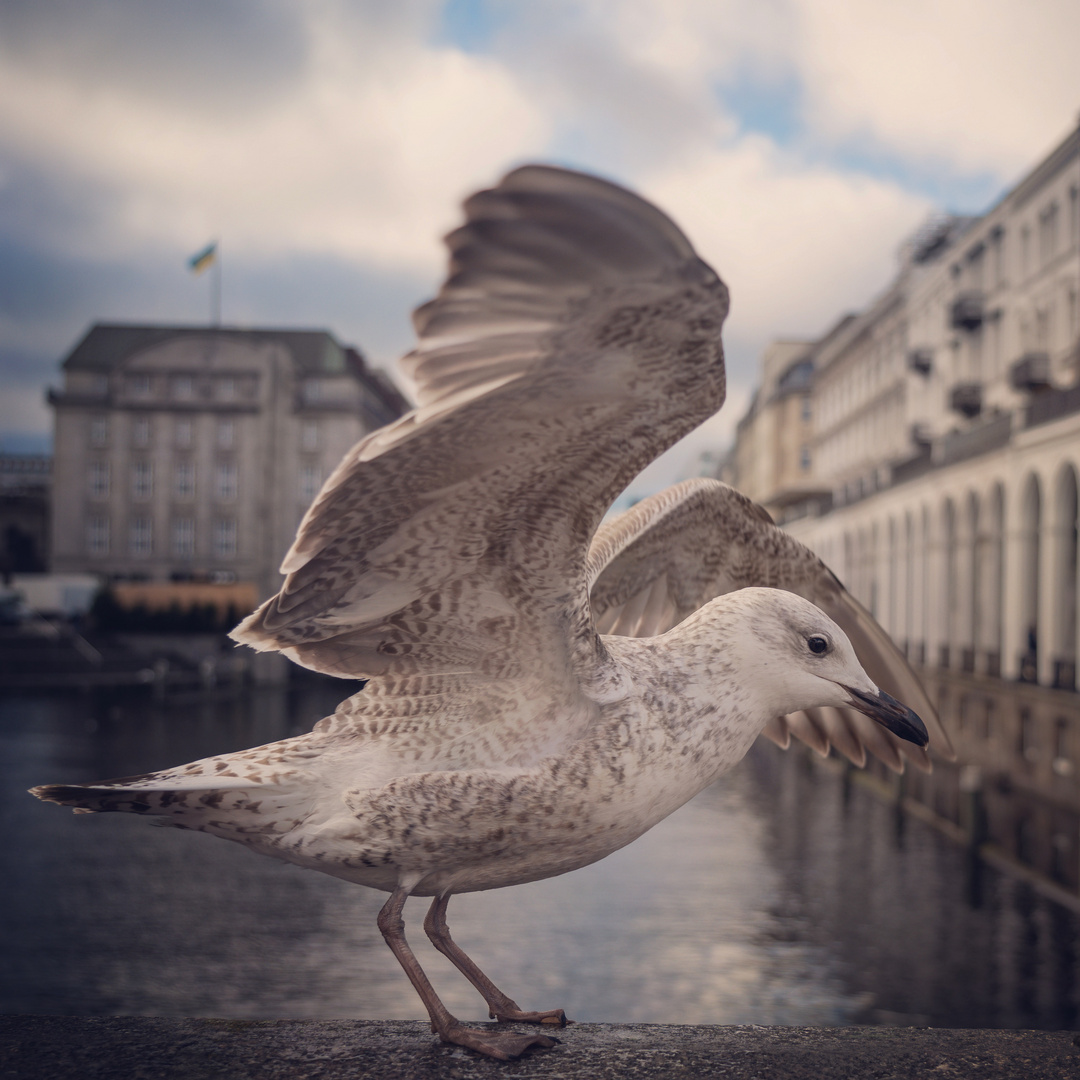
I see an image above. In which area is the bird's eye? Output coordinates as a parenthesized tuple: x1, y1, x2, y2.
(807, 635, 829, 655)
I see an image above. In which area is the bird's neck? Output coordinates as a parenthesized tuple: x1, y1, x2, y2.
(601, 632, 773, 797)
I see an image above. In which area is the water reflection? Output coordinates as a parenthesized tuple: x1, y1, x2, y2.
(2, 689, 1077, 1027)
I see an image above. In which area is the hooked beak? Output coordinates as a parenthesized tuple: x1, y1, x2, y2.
(842, 686, 929, 747)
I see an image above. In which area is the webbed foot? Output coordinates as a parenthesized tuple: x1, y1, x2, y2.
(439, 1021, 559, 1060)
(492, 1006, 568, 1027)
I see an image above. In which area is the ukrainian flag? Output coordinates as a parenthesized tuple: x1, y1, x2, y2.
(188, 242, 217, 275)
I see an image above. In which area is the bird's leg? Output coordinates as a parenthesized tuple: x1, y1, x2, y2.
(423, 893, 568, 1027)
(376, 887, 559, 1060)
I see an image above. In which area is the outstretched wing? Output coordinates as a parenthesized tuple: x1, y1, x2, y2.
(589, 477, 953, 772)
(232, 165, 729, 684)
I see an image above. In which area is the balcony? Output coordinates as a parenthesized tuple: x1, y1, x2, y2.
(939, 412, 1011, 465)
(949, 291, 985, 331)
(1025, 383, 1080, 428)
(949, 382, 983, 418)
(1009, 352, 1052, 393)
(907, 348, 933, 376)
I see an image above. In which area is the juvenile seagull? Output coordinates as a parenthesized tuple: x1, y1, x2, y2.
(32, 166, 949, 1061)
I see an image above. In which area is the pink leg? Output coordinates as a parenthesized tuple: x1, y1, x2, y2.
(376, 887, 559, 1060)
(423, 893, 568, 1027)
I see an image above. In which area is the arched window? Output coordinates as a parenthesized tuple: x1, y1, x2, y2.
(983, 484, 1005, 677)
(942, 498, 957, 669)
(963, 492, 980, 672)
(1052, 465, 1078, 690)
(903, 511, 915, 658)
(917, 506, 931, 666)
(1019, 474, 1041, 683)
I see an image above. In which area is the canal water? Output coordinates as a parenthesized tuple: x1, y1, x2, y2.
(2, 687, 1077, 1029)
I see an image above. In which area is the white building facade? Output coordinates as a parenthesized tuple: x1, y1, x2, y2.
(774, 122, 1080, 695)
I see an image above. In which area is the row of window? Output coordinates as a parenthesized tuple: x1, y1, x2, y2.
(121, 373, 257, 402)
(88, 460, 240, 501)
(86, 516, 238, 558)
(88, 415, 285, 451)
(960, 186, 1080, 292)
(87, 459, 324, 502)
(89, 417, 322, 455)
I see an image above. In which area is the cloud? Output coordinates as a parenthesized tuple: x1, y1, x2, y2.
(0, 0, 1076, 473)
(0, 1, 549, 269)
(643, 136, 930, 346)
(789, 0, 1080, 177)
(0, 0, 310, 116)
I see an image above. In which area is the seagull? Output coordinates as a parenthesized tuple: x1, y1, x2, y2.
(32, 165, 950, 1061)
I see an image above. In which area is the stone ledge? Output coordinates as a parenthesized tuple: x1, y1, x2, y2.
(2, 1017, 1078, 1080)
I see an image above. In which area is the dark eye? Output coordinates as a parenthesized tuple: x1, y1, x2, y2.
(807, 635, 829, 655)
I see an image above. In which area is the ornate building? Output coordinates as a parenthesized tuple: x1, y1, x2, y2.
(48, 325, 409, 603)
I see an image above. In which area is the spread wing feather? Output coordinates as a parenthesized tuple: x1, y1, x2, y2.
(589, 477, 953, 772)
(232, 166, 729, 682)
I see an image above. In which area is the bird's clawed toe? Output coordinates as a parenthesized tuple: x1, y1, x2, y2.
(492, 1006, 568, 1026)
(439, 1022, 559, 1060)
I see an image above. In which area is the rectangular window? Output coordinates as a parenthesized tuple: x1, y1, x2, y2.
(128, 374, 152, 398)
(217, 419, 235, 449)
(172, 374, 194, 400)
(88, 460, 110, 498)
(172, 518, 195, 557)
(129, 517, 152, 556)
(301, 421, 319, 451)
(132, 416, 151, 448)
(213, 518, 237, 558)
(174, 460, 195, 499)
(215, 461, 237, 500)
(991, 228, 1006, 287)
(89, 417, 109, 448)
(86, 515, 109, 556)
(302, 379, 321, 403)
(218, 377, 236, 401)
(175, 418, 194, 449)
(968, 246, 985, 290)
(300, 463, 321, 502)
(131, 460, 153, 500)
(1039, 203, 1059, 266)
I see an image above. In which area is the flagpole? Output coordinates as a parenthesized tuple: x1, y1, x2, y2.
(187, 241, 220, 327)
(212, 248, 222, 327)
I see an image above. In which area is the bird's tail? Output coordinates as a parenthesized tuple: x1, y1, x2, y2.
(30, 772, 270, 818)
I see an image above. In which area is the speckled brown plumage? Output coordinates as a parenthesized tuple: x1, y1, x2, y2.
(30, 164, 946, 1061)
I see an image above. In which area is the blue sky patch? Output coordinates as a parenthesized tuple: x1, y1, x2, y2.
(718, 70, 804, 146)
(437, 0, 503, 53)
(823, 141, 1004, 214)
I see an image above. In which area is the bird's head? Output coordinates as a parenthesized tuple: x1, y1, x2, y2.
(690, 587, 928, 747)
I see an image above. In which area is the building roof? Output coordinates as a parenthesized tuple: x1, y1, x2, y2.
(62, 323, 359, 376)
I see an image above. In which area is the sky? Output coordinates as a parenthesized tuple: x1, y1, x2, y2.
(1, 0, 1078, 490)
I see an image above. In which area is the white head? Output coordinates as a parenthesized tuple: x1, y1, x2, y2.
(685, 587, 927, 745)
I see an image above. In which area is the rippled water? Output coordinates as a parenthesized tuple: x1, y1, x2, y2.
(3, 687, 1077, 1028)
